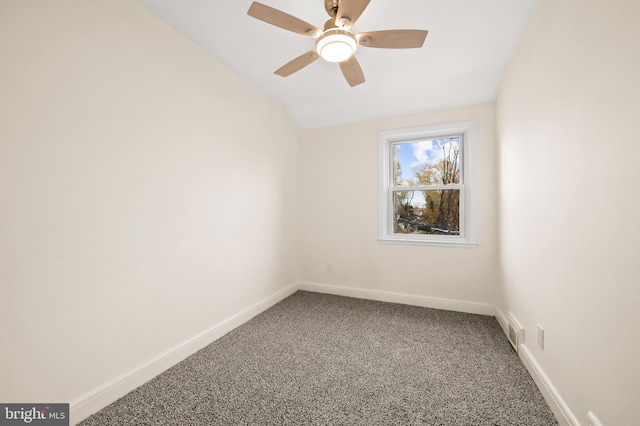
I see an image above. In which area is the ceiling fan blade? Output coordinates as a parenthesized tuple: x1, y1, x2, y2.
(248, 2, 321, 37)
(335, 0, 371, 28)
(339, 56, 365, 87)
(357, 30, 428, 49)
(275, 50, 319, 77)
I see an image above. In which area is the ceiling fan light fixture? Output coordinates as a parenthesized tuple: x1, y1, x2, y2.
(315, 29, 357, 62)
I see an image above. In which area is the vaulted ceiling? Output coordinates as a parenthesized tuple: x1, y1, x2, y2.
(138, 0, 538, 128)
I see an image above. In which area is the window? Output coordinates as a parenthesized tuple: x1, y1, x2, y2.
(378, 121, 478, 246)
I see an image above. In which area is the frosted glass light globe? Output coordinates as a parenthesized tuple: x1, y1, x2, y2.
(316, 29, 357, 63)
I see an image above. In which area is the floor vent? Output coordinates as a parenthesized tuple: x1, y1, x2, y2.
(507, 312, 525, 351)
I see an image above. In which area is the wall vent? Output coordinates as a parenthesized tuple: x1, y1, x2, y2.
(507, 312, 525, 351)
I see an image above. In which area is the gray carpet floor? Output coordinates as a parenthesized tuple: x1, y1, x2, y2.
(79, 291, 557, 425)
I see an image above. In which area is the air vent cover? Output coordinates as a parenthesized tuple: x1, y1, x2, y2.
(507, 312, 525, 351)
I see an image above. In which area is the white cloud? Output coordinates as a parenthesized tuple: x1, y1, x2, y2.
(411, 140, 444, 169)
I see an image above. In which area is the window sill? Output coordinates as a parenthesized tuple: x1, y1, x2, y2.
(377, 237, 479, 248)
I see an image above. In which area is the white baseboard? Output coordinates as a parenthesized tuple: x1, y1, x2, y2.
(494, 306, 509, 335)
(518, 344, 580, 426)
(495, 307, 579, 426)
(298, 281, 495, 316)
(69, 283, 298, 425)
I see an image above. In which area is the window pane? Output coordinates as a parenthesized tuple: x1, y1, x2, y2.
(393, 190, 460, 235)
(392, 137, 462, 186)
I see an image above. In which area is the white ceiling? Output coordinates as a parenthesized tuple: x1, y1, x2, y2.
(138, 0, 538, 129)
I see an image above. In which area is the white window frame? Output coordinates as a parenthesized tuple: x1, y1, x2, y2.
(378, 121, 478, 247)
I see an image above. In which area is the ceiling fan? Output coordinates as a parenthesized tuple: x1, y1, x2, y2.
(247, 0, 428, 87)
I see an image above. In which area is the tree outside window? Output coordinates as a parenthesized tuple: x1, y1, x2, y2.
(393, 137, 461, 235)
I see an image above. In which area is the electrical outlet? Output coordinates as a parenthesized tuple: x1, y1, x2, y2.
(587, 411, 603, 426)
(537, 325, 544, 349)
(326, 263, 334, 273)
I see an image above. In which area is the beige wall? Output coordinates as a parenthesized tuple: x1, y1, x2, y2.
(298, 103, 499, 304)
(496, 0, 640, 424)
(0, 0, 297, 410)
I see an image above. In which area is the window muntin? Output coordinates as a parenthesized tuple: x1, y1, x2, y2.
(379, 122, 477, 246)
